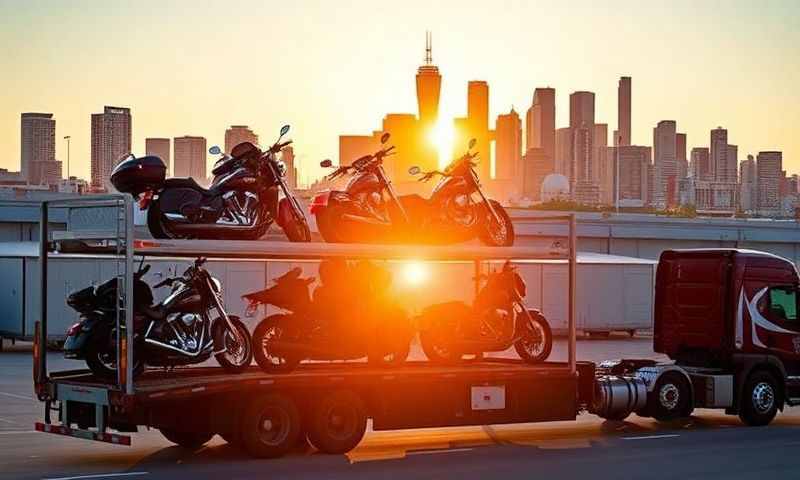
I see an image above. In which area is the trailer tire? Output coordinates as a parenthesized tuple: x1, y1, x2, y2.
(739, 370, 781, 427)
(239, 393, 302, 458)
(650, 371, 692, 421)
(307, 389, 367, 454)
(160, 428, 213, 450)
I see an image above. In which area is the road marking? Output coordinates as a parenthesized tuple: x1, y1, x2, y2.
(621, 434, 680, 441)
(0, 417, 18, 424)
(407, 447, 475, 456)
(0, 391, 33, 400)
(43, 472, 149, 480)
(0, 430, 37, 435)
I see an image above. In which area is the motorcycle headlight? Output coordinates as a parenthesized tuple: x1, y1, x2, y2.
(275, 160, 287, 177)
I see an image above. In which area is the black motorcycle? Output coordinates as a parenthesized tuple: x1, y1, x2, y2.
(110, 125, 311, 242)
(416, 261, 552, 363)
(243, 260, 412, 373)
(64, 257, 253, 378)
(311, 135, 514, 246)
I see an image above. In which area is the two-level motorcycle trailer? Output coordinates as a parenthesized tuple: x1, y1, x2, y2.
(32, 195, 769, 459)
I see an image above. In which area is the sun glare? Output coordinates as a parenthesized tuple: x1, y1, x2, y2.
(401, 261, 429, 286)
(429, 121, 455, 168)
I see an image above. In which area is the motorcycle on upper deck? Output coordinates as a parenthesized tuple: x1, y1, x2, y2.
(110, 125, 311, 241)
(310, 135, 514, 246)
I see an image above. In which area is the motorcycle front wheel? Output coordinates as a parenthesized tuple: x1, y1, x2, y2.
(283, 217, 312, 242)
(478, 200, 515, 247)
(513, 311, 553, 364)
(214, 316, 253, 373)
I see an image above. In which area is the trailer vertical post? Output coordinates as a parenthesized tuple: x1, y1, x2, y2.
(123, 195, 134, 395)
(37, 201, 48, 382)
(568, 213, 576, 374)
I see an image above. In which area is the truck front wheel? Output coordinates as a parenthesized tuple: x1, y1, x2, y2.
(739, 370, 781, 427)
(650, 371, 692, 422)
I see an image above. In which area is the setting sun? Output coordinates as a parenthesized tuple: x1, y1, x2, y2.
(428, 121, 455, 169)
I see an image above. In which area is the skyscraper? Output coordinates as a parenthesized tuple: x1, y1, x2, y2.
(616, 145, 651, 207)
(757, 151, 782, 215)
(525, 87, 555, 160)
(91, 106, 131, 191)
(739, 154, 757, 212)
(617, 77, 631, 146)
(415, 32, 441, 133)
(21, 112, 58, 184)
(555, 127, 572, 178)
(690, 147, 711, 180)
(467, 81, 491, 181)
(281, 145, 297, 189)
(145, 138, 171, 176)
(173, 136, 207, 183)
(676, 133, 687, 179)
(710, 127, 736, 183)
(569, 92, 596, 197)
(494, 108, 521, 181)
(653, 120, 678, 208)
(225, 125, 259, 154)
(727, 145, 738, 183)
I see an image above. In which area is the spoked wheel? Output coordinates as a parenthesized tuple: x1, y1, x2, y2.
(283, 217, 312, 242)
(514, 311, 553, 363)
(240, 394, 302, 458)
(307, 390, 367, 454)
(478, 200, 514, 247)
(214, 316, 253, 373)
(253, 314, 302, 373)
(160, 428, 214, 450)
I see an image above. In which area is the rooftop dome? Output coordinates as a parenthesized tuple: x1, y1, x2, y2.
(541, 173, 570, 201)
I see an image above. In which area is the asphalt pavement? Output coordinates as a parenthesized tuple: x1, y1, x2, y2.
(2, 337, 799, 480)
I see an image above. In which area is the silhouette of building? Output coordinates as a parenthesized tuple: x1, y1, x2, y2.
(690, 147, 711, 180)
(618, 77, 631, 146)
(281, 145, 298, 189)
(555, 127, 572, 178)
(757, 151, 782, 215)
(676, 133, 687, 180)
(494, 108, 521, 181)
(225, 125, 258, 155)
(615, 145, 651, 207)
(653, 120, 678, 208)
(382, 113, 419, 184)
(727, 144, 738, 182)
(739, 154, 757, 212)
(416, 32, 441, 134)
(145, 138, 171, 176)
(525, 87, 556, 161)
(569, 92, 596, 202)
(467, 81, 491, 181)
(339, 134, 380, 167)
(173, 136, 207, 183)
(593, 124, 611, 204)
(91, 106, 131, 191)
(710, 127, 736, 183)
(21, 113, 60, 184)
(522, 147, 550, 201)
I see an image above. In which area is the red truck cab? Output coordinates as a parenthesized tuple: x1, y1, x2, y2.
(651, 249, 800, 425)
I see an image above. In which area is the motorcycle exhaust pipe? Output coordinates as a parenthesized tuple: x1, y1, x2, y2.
(340, 213, 392, 227)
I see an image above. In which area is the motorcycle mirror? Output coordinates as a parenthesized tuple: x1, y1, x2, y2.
(209, 145, 222, 155)
(380, 132, 390, 144)
(280, 125, 291, 136)
(320, 159, 333, 168)
(468, 138, 477, 150)
(408, 166, 421, 175)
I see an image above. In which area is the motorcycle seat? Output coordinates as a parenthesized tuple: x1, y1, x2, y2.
(164, 177, 218, 196)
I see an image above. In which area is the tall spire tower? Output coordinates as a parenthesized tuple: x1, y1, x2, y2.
(416, 31, 441, 132)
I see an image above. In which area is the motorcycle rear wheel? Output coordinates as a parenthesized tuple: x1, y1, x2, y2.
(253, 314, 302, 373)
(146, 199, 172, 239)
(85, 326, 145, 379)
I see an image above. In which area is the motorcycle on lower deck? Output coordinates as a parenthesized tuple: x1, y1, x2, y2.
(416, 261, 552, 363)
(311, 135, 515, 246)
(110, 125, 310, 241)
(243, 261, 412, 373)
(63, 257, 253, 378)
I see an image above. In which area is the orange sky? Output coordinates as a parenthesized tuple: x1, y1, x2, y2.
(0, 0, 798, 186)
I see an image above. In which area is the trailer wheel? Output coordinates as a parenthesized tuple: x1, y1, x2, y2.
(739, 370, 781, 426)
(160, 428, 213, 450)
(650, 371, 692, 421)
(239, 393, 301, 458)
(307, 389, 367, 454)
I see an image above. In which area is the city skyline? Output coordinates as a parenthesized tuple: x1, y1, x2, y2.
(0, 1, 797, 185)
